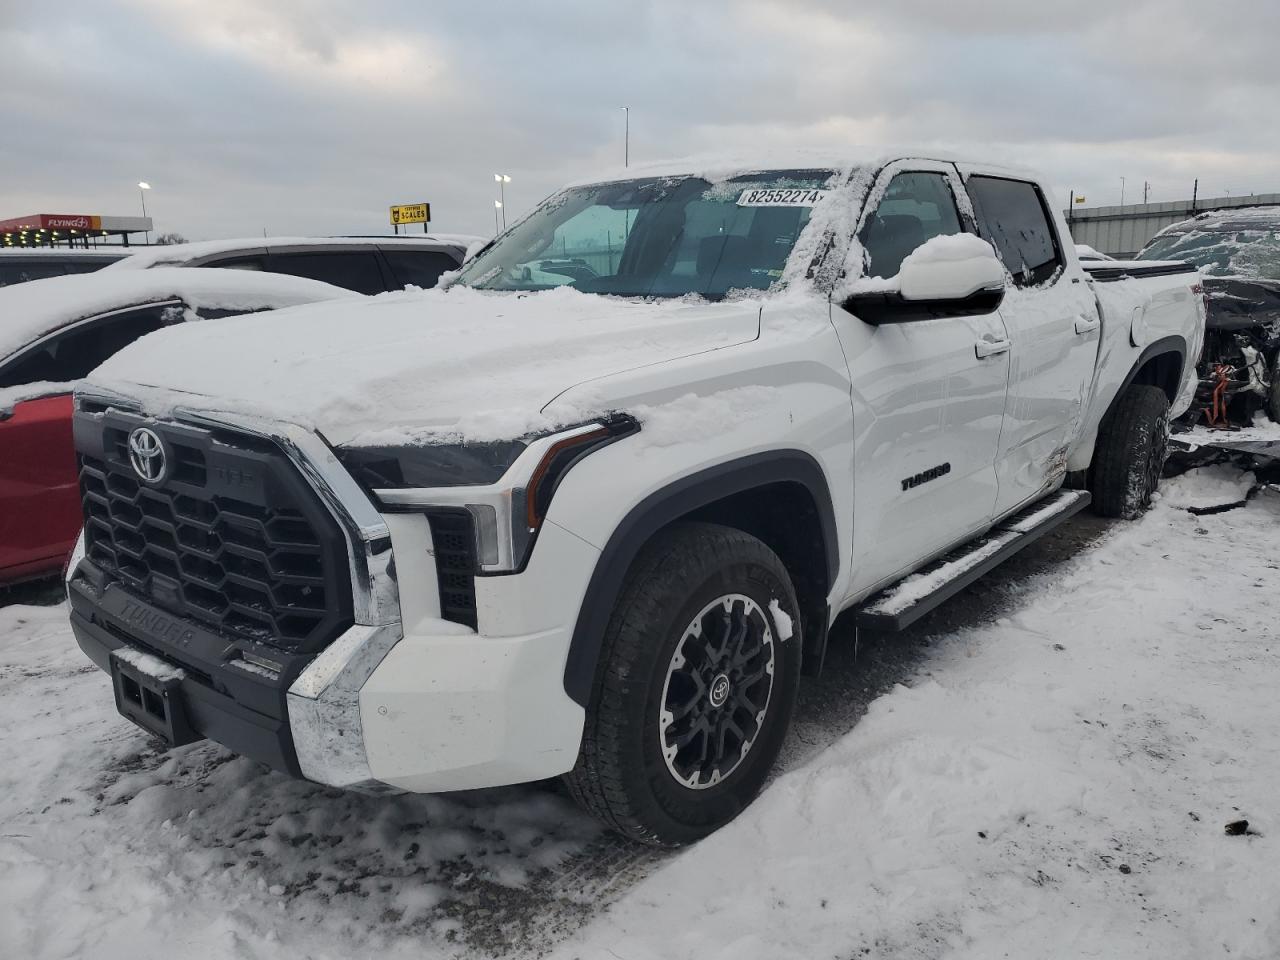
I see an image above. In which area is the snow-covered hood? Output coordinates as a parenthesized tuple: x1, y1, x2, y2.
(87, 286, 762, 446)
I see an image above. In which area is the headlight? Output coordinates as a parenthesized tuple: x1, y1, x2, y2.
(338, 415, 639, 573)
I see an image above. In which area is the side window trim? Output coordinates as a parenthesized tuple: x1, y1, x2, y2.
(962, 174, 1065, 289)
(371, 249, 400, 291)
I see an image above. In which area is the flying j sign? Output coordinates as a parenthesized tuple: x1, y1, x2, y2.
(0, 213, 152, 235)
(389, 203, 431, 225)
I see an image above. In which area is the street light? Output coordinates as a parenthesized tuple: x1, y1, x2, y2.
(494, 174, 511, 229)
(137, 181, 152, 243)
(494, 199, 503, 235)
(622, 106, 629, 167)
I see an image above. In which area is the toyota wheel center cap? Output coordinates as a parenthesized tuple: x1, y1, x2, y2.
(709, 673, 731, 708)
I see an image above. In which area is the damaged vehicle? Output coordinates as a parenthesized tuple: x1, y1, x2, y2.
(66, 153, 1204, 845)
(1139, 206, 1280, 427)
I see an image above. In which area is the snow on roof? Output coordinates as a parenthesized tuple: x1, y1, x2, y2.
(107, 235, 482, 271)
(1155, 204, 1280, 236)
(0, 266, 356, 361)
(567, 147, 1039, 188)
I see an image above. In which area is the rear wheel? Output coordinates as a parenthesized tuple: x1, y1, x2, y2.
(564, 522, 802, 846)
(1090, 384, 1171, 519)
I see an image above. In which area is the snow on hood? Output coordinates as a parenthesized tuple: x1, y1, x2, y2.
(0, 380, 70, 418)
(87, 286, 763, 446)
(1, 267, 355, 362)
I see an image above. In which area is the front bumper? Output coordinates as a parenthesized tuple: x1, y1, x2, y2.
(69, 572, 305, 774)
(67, 390, 593, 795)
(71, 559, 587, 793)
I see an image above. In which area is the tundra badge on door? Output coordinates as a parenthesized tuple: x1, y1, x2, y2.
(901, 462, 951, 491)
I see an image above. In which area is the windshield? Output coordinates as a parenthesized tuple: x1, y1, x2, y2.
(1140, 222, 1280, 279)
(453, 170, 837, 299)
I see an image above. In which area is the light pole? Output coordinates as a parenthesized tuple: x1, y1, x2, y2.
(622, 106, 629, 167)
(1119, 176, 1126, 207)
(494, 200, 503, 235)
(137, 181, 151, 243)
(494, 174, 511, 229)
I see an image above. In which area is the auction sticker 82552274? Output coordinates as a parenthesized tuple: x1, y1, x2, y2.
(737, 188, 827, 206)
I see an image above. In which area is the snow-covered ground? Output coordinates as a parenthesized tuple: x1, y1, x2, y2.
(2, 466, 1278, 959)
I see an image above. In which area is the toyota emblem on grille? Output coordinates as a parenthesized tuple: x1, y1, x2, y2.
(127, 427, 167, 483)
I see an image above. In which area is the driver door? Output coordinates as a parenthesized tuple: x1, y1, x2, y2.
(835, 160, 1012, 595)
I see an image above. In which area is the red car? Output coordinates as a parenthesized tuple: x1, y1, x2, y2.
(0, 268, 355, 587)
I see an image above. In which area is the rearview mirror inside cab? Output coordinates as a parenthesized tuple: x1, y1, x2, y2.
(844, 234, 1007, 325)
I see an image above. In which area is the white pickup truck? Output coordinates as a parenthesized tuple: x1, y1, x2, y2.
(67, 152, 1204, 846)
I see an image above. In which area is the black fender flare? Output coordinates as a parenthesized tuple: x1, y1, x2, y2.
(562, 450, 840, 707)
(1110, 335, 1189, 412)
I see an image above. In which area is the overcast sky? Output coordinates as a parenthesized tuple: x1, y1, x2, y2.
(2, 0, 1276, 241)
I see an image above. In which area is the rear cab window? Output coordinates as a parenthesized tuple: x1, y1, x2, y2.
(965, 176, 1063, 287)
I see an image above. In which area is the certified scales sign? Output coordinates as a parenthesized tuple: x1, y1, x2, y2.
(389, 202, 431, 226)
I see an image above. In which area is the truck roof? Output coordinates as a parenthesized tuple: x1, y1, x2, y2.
(567, 148, 1040, 188)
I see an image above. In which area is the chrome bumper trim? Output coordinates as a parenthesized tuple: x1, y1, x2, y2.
(286, 621, 404, 789)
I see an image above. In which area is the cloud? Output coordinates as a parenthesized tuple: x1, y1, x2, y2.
(1, 0, 1276, 239)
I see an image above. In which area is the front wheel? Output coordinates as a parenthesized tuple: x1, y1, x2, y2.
(1090, 384, 1171, 519)
(564, 522, 802, 846)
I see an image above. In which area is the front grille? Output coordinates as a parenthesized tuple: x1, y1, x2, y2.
(76, 411, 353, 653)
(426, 510, 478, 629)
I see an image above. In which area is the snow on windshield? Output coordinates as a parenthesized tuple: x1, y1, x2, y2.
(1141, 208, 1280, 279)
(453, 170, 840, 300)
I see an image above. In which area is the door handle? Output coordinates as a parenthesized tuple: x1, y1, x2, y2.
(975, 337, 1011, 359)
(1074, 314, 1101, 335)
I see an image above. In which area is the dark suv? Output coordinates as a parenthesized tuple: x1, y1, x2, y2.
(0, 249, 132, 287)
(104, 236, 483, 295)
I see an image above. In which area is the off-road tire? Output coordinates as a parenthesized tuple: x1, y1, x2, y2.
(1090, 384, 1171, 519)
(564, 521, 802, 847)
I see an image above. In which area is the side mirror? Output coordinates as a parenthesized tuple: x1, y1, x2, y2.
(843, 234, 1006, 324)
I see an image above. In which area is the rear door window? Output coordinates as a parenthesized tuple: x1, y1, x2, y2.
(265, 251, 386, 294)
(381, 249, 461, 289)
(0, 304, 176, 387)
(859, 172, 966, 279)
(965, 176, 1062, 287)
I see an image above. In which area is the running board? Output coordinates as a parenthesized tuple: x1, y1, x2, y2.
(855, 489, 1092, 632)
